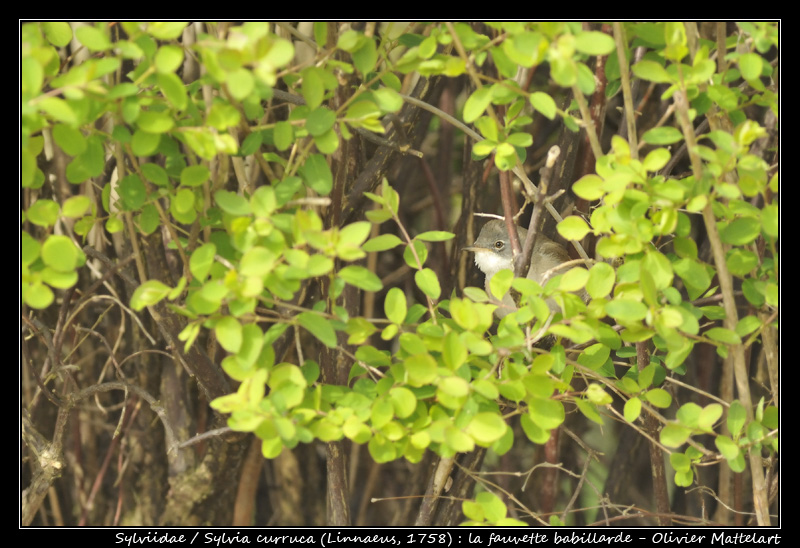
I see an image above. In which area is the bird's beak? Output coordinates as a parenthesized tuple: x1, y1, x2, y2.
(462, 245, 487, 253)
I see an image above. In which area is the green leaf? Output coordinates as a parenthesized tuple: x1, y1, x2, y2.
(273, 121, 294, 151)
(444, 425, 474, 452)
(660, 424, 691, 447)
(528, 398, 565, 430)
(738, 53, 763, 81)
(577, 343, 610, 370)
(24, 281, 54, 309)
(306, 107, 336, 136)
(42, 22, 73, 47)
(557, 216, 591, 240)
(572, 174, 605, 201)
(404, 353, 437, 386)
(715, 435, 740, 460)
(131, 130, 161, 156)
(388, 387, 417, 418)
(727, 400, 746, 437)
(624, 397, 642, 423)
(215, 316, 243, 353)
(352, 36, 377, 75)
(130, 280, 171, 310)
(141, 163, 169, 187)
(414, 268, 441, 299)
(464, 87, 492, 123)
(761, 203, 778, 238)
(605, 299, 648, 323)
(415, 231, 454, 242)
(240, 132, 263, 156)
(39, 97, 77, 125)
(645, 388, 672, 408)
(52, 124, 87, 156)
(65, 137, 105, 183)
(190, 243, 216, 281)
(705, 327, 742, 345)
(172, 188, 195, 215)
(384, 287, 407, 325)
(147, 22, 188, 40)
(338, 222, 371, 249)
(338, 266, 383, 292)
(670, 451, 692, 472)
(467, 413, 507, 445)
(301, 154, 333, 196)
(75, 25, 111, 51)
(506, 132, 533, 148)
(574, 31, 615, 55)
(155, 45, 185, 73)
(726, 249, 758, 277)
(442, 331, 467, 370)
(642, 126, 683, 145)
(240, 247, 276, 278)
(519, 411, 550, 443)
(297, 312, 337, 348)
(368, 435, 397, 463)
(637, 364, 658, 391)
(720, 216, 760, 245)
(673, 258, 711, 293)
(158, 73, 188, 110)
(586, 262, 615, 299)
(676, 402, 701, 428)
(698, 403, 723, 431)
(373, 87, 404, 112)
(214, 190, 251, 216)
(550, 56, 577, 87)
(363, 234, 403, 252)
(642, 250, 673, 290)
(370, 400, 394, 431)
(586, 384, 613, 405)
(41, 235, 79, 273)
(664, 22, 688, 61)
(529, 91, 557, 120)
(643, 148, 671, 172)
(313, 129, 339, 154)
(118, 175, 147, 211)
(735, 315, 761, 338)
(762, 406, 778, 429)
(61, 196, 91, 218)
(226, 68, 254, 101)
(632, 60, 672, 83)
(489, 269, 513, 301)
(504, 31, 546, 69)
(301, 67, 324, 109)
(137, 111, 174, 134)
(560, 267, 589, 292)
(21, 232, 40, 267)
(181, 165, 210, 187)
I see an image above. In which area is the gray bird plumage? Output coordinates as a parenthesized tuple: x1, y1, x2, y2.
(465, 219, 580, 318)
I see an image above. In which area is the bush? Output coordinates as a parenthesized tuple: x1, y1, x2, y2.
(21, 22, 778, 526)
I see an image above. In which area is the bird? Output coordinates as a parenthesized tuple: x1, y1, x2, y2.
(464, 219, 582, 318)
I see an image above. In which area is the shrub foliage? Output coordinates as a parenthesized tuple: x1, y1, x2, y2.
(21, 22, 778, 526)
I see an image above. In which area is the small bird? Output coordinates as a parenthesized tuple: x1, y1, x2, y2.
(464, 219, 579, 318)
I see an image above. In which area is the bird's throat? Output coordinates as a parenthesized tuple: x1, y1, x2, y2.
(473, 251, 514, 278)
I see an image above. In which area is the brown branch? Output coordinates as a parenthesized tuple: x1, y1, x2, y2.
(673, 87, 771, 526)
(517, 146, 562, 277)
(232, 437, 264, 526)
(415, 456, 455, 526)
(637, 342, 672, 525)
(343, 75, 444, 224)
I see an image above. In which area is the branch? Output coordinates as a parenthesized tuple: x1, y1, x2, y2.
(673, 86, 771, 526)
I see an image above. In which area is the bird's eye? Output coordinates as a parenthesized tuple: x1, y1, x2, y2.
(494, 241, 504, 250)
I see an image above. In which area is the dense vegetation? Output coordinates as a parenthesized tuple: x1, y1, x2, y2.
(21, 22, 778, 526)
